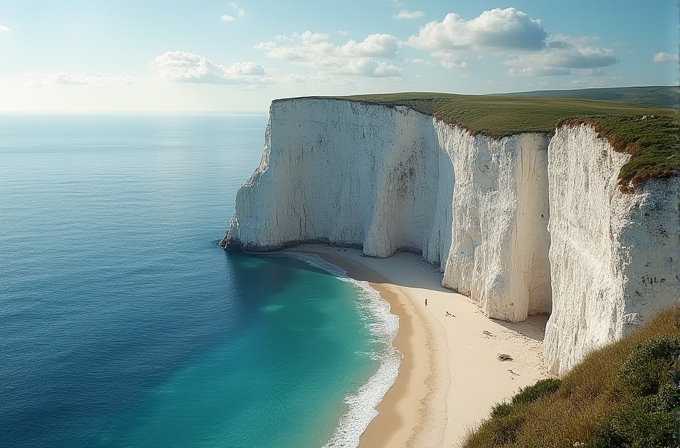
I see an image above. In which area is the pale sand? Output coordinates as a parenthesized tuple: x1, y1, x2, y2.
(289, 244, 549, 448)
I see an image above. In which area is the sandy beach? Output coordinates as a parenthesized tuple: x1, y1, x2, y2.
(290, 244, 549, 448)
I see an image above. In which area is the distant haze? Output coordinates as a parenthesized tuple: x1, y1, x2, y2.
(0, 0, 677, 112)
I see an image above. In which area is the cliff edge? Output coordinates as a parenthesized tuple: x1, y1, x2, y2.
(222, 96, 679, 375)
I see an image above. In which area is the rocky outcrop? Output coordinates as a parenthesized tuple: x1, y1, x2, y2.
(222, 98, 680, 375)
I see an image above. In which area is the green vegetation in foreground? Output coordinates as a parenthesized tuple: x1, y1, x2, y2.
(462, 307, 680, 448)
(336, 91, 679, 189)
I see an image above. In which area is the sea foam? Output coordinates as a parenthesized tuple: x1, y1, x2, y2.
(280, 252, 401, 448)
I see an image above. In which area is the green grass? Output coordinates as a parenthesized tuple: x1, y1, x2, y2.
(338, 93, 676, 136)
(562, 115, 680, 190)
(504, 86, 679, 109)
(309, 91, 679, 189)
(461, 307, 680, 448)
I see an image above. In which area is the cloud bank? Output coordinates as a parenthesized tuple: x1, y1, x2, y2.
(255, 32, 402, 78)
(409, 8, 547, 51)
(506, 36, 618, 76)
(20, 73, 133, 87)
(408, 8, 618, 76)
(154, 51, 268, 84)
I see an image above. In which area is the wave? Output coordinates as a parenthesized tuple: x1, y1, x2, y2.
(279, 252, 401, 448)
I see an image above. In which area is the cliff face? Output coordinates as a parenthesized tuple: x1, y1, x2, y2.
(437, 123, 552, 322)
(224, 99, 452, 264)
(223, 98, 680, 375)
(544, 125, 680, 375)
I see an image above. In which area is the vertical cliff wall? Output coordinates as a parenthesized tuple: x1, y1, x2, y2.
(223, 98, 679, 375)
(437, 123, 552, 322)
(544, 125, 680, 375)
(224, 98, 453, 264)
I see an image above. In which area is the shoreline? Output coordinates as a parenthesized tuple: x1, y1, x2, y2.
(289, 244, 549, 448)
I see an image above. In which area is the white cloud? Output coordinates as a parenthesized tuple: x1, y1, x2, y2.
(221, 3, 245, 22)
(509, 67, 572, 76)
(394, 10, 425, 20)
(406, 58, 433, 65)
(0, 25, 9, 32)
(653, 52, 679, 63)
(256, 31, 400, 61)
(340, 34, 401, 57)
(154, 51, 268, 85)
(432, 51, 468, 69)
(409, 8, 547, 51)
(230, 2, 245, 16)
(20, 73, 133, 88)
(254, 31, 402, 78)
(255, 32, 332, 61)
(577, 68, 605, 76)
(506, 37, 618, 76)
(338, 59, 402, 77)
(54, 74, 89, 85)
(407, 8, 618, 76)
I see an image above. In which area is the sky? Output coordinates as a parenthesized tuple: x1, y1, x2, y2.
(0, 0, 678, 112)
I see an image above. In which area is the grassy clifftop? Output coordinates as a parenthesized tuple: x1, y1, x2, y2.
(505, 85, 680, 109)
(337, 90, 679, 189)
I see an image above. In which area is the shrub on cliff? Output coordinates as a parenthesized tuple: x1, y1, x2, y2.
(511, 378, 562, 405)
(462, 307, 680, 448)
(618, 336, 680, 396)
(592, 394, 678, 448)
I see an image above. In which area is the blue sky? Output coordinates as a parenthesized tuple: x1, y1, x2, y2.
(0, 0, 677, 112)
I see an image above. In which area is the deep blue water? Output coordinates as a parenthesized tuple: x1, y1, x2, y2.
(0, 115, 394, 448)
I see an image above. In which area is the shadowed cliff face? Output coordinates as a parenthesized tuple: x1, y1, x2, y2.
(223, 98, 680, 375)
(437, 124, 552, 323)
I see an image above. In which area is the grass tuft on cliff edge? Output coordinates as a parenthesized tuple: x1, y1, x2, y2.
(461, 307, 680, 448)
(334, 90, 679, 189)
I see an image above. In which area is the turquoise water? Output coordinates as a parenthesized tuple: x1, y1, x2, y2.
(0, 115, 397, 448)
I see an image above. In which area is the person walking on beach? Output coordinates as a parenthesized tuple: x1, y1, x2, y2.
(425, 299, 427, 306)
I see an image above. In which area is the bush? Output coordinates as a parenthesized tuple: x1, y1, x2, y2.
(512, 378, 562, 405)
(658, 382, 680, 412)
(489, 413, 526, 446)
(619, 336, 680, 396)
(490, 401, 513, 418)
(592, 394, 678, 448)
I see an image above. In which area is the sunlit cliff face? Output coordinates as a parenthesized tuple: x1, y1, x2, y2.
(223, 98, 680, 375)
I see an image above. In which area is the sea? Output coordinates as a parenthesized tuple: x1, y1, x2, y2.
(0, 114, 399, 448)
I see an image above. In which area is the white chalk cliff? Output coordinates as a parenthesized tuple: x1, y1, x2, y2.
(223, 98, 680, 375)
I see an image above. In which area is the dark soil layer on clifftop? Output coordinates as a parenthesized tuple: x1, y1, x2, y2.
(462, 307, 680, 448)
(325, 88, 680, 188)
